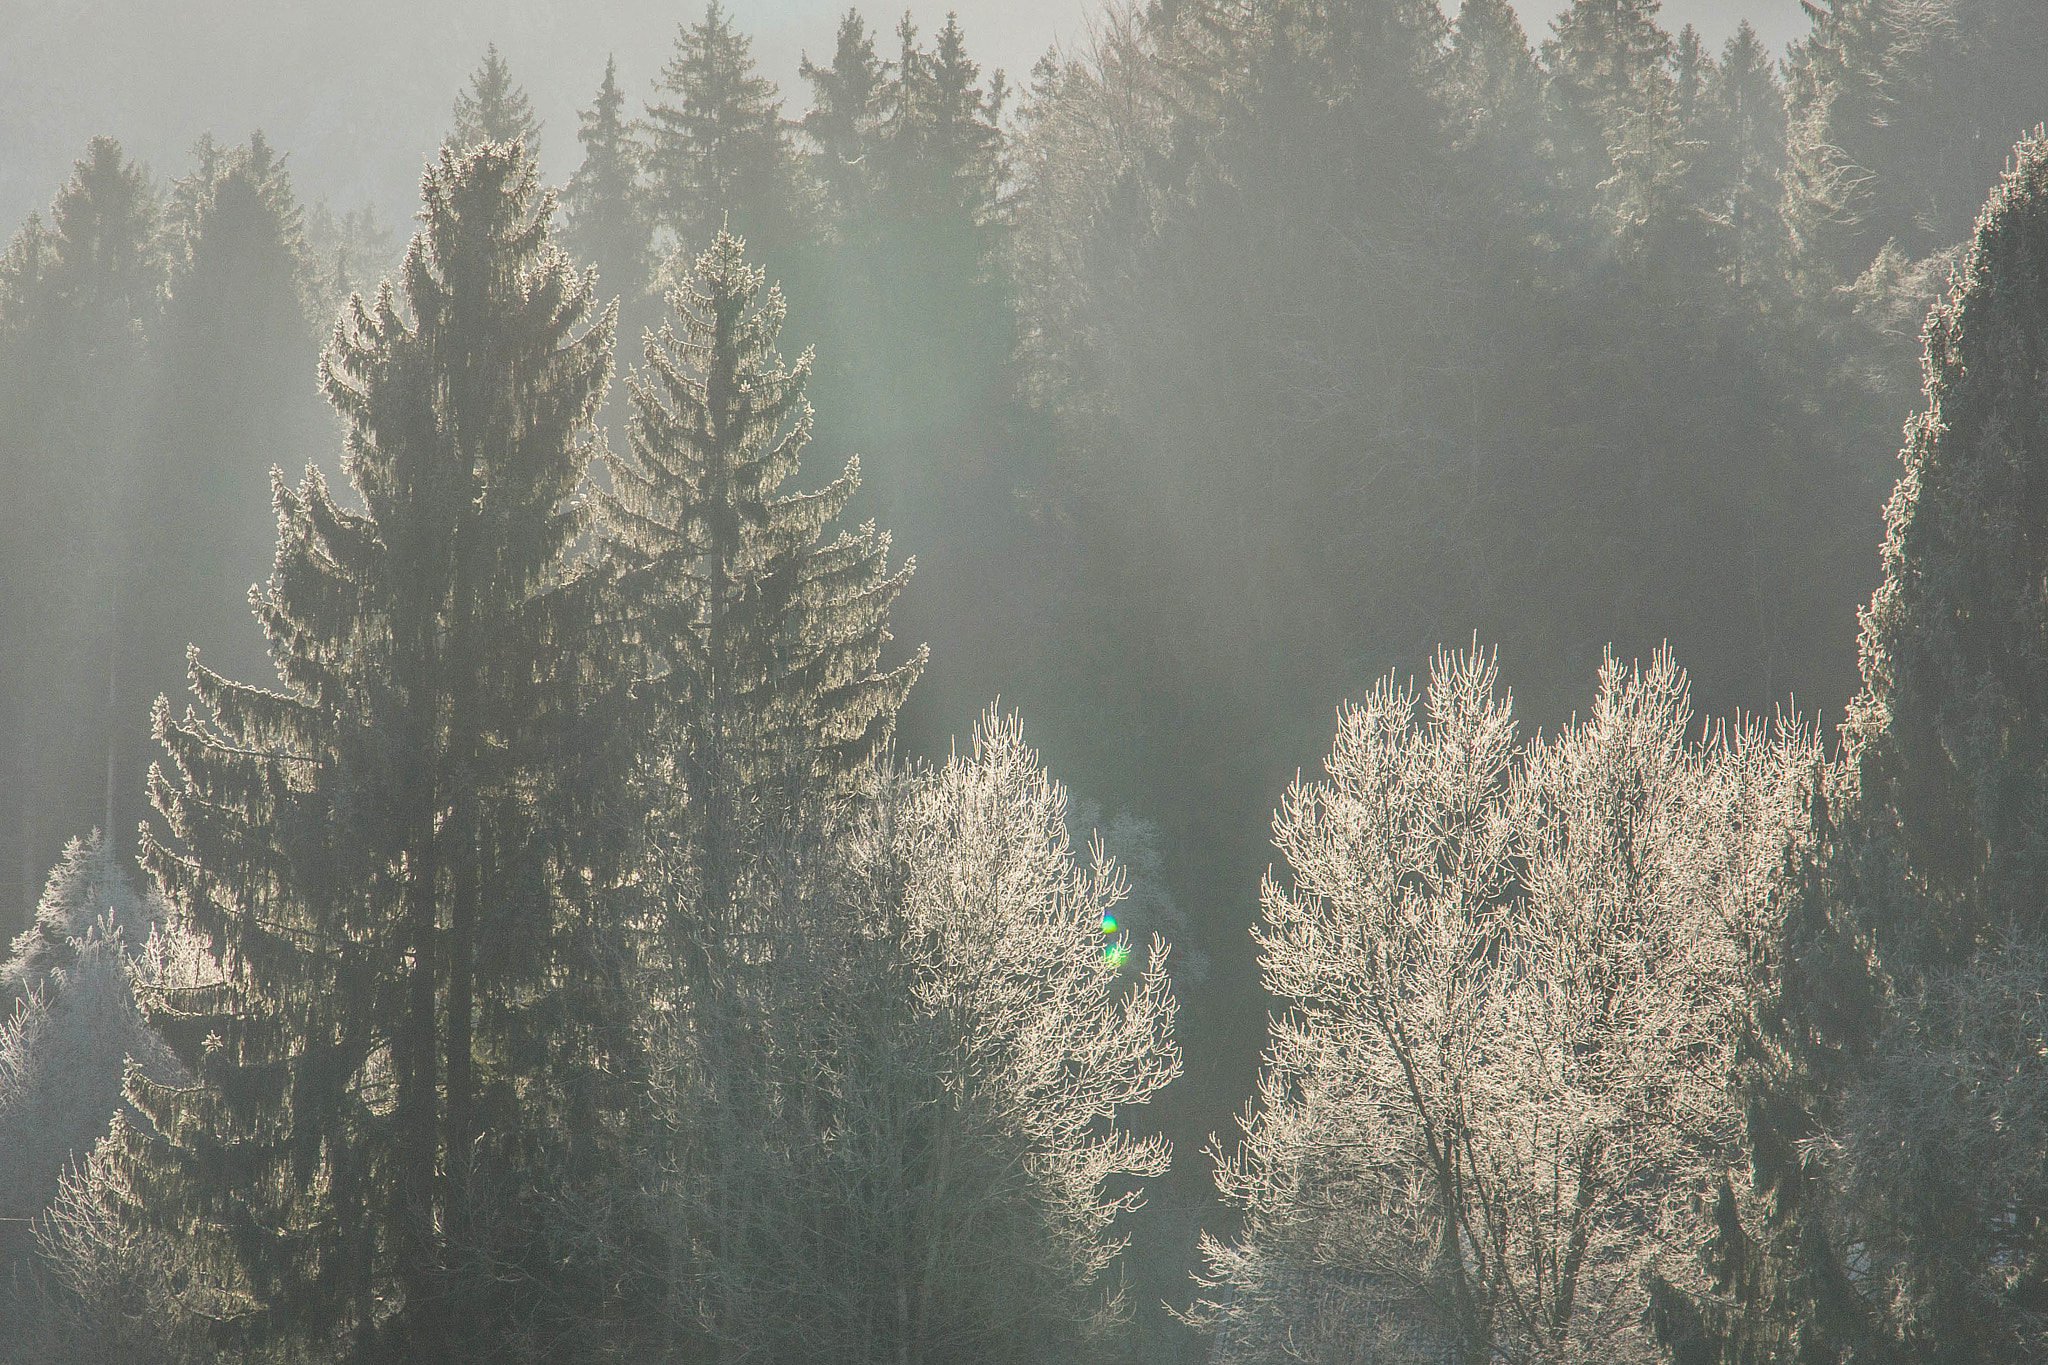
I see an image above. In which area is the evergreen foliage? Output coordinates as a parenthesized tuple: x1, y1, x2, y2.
(644, 2, 800, 261)
(448, 43, 541, 153)
(125, 132, 328, 864)
(1702, 22, 1788, 292)
(598, 229, 922, 851)
(790, 8, 1019, 684)
(0, 137, 162, 927)
(561, 56, 650, 316)
(1785, 0, 2048, 284)
(873, 14, 1007, 228)
(800, 10, 886, 226)
(1676, 129, 2048, 1365)
(116, 142, 625, 1364)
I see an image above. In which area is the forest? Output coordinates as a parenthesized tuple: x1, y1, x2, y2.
(3, 0, 2048, 1360)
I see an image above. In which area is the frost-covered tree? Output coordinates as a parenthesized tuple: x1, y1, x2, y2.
(645, 2, 801, 259)
(646, 711, 1180, 1363)
(1192, 648, 1816, 1365)
(0, 835, 209, 1365)
(598, 228, 922, 930)
(0, 836, 175, 1271)
(449, 43, 541, 153)
(117, 143, 626, 1364)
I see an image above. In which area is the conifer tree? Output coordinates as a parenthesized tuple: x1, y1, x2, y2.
(1447, 0, 1552, 229)
(800, 9, 885, 225)
(450, 42, 542, 153)
(599, 231, 923, 1361)
(874, 14, 1008, 227)
(0, 137, 161, 932)
(1785, 0, 2048, 283)
(598, 229, 922, 863)
(815, 8, 1016, 563)
(562, 55, 650, 311)
(117, 143, 625, 1364)
(1543, 0, 1724, 276)
(645, 3, 801, 259)
(1704, 23, 1787, 292)
(123, 133, 326, 869)
(1670, 131, 2048, 1365)
(305, 201, 394, 316)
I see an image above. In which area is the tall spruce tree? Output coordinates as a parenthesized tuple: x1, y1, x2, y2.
(117, 143, 626, 1363)
(1664, 131, 2048, 1365)
(598, 234, 921, 1361)
(803, 9, 1018, 599)
(450, 43, 542, 154)
(562, 56, 650, 313)
(598, 229, 921, 849)
(1543, 0, 1710, 271)
(645, 3, 801, 261)
(1447, 0, 1554, 238)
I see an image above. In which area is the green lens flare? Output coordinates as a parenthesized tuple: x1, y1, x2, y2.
(1102, 942, 1130, 969)
(1100, 913, 1118, 934)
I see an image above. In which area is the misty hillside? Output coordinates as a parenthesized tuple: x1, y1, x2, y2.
(4, 1, 2048, 1362)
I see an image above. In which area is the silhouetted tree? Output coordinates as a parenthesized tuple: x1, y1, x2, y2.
(1670, 130, 2048, 1365)
(1702, 22, 1787, 292)
(0, 137, 161, 934)
(449, 42, 541, 153)
(562, 55, 650, 312)
(126, 133, 327, 870)
(117, 143, 625, 1364)
(800, 9, 886, 226)
(645, 2, 800, 261)
(874, 13, 1007, 227)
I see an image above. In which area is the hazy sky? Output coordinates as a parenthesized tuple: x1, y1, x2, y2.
(0, 0, 1813, 235)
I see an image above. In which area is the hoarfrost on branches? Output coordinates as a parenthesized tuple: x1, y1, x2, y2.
(1193, 647, 1817, 1365)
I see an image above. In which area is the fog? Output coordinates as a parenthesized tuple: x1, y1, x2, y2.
(5, 0, 2048, 1361)
(4, 1, 1809, 233)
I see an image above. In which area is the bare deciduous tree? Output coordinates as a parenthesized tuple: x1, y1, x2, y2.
(1192, 648, 1816, 1365)
(647, 711, 1180, 1364)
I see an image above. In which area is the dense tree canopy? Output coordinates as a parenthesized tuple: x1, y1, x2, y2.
(117, 142, 623, 1364)
(7, 3, 2048, 1362)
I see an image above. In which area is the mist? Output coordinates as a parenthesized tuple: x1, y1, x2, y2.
(6, 1, 2048, 1362)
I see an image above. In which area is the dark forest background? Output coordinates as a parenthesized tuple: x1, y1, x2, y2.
(6, 0, 2048, 1357)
